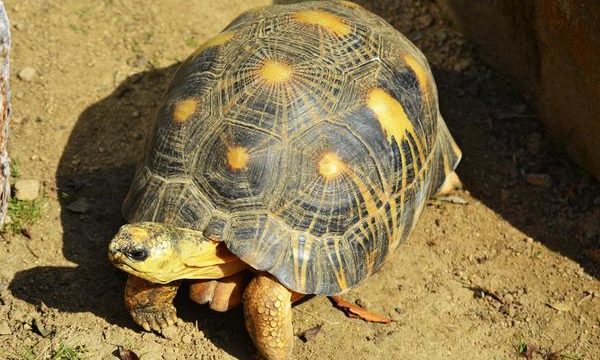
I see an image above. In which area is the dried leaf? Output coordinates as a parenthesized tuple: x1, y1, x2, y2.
(330, 296, 392, 324)
(523, 343, 538, 359)
(298, 324, 323, 342)
(118, 347, 140, 360)
(546, 302, 571, 312)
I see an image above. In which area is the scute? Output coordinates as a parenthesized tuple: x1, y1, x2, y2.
(124, 0, 462, 295)
(273, 122, 385, 237)
(192, 122, 284, 212)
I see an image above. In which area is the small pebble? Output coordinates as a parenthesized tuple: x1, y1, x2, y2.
(181, 334, 193, 344)
(14, 179, 40, 201)
(0, 321, 11, 335)
(18, 67, 36, 82)
(415, 14, 433, 29)
(66, 198, 90, 213)
(132, 110, 141, 118)
(32, 318, 52, 337)
(526, 173, 551, 188)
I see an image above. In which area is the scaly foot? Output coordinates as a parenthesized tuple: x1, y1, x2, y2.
(124, 275, 179, 333)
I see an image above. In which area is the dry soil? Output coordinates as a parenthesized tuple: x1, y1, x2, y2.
(1, 1, 599, 359)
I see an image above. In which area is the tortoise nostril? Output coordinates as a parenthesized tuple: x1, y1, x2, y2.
(126, 247, 148, 261)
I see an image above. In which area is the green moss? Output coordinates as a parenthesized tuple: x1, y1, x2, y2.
(50, 344, 87, 360)
(4, 197, 45, 234)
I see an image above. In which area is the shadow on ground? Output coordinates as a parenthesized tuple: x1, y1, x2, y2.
(9, 64, 254, 358)
(275, 0, 599, 277)
(358, 0, 599, 278)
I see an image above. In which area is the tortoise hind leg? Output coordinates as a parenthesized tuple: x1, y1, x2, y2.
(243, 273, 294, 360)
(436, 171, 462, 196)
(124, 275, 179, 333)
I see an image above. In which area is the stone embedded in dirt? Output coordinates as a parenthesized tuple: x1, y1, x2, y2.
(17, 67, 36, 81)
(298, 324, 323, 342)
(0, 321, 11, 335)
(128, 54, 150, 68)
(415, 14, 433, 29)
(181, 334, 193, 344)
(132, 110, 141, 118)
(14, 179, 41, 201)
(66, 198, 90, 213)
(64, 178, 85, 192)
(32, 318, 52, 337)
(453, 58, 472, 72)
(525, 173, 552, 188)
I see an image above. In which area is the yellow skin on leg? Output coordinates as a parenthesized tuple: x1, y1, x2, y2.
(189, 271, 251, 312)
(243, 273, 294, 360)
(436, 171, 462, 196)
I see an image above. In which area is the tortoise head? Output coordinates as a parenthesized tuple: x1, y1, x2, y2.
(108, 222, 247, 284)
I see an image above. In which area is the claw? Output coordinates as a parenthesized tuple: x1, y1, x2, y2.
(141, 321, 151, 332)
(130, 304, 178, 333)
(164, 313, 175, 327)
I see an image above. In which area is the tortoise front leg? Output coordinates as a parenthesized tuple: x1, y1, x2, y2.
(243, 273, 294, 360)
(124, 274, 179, 333)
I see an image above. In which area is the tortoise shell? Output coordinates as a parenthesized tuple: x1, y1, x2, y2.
(123, 0, 461, 295)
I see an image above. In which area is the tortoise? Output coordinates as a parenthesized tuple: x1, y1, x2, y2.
(108, 1, 462, 359)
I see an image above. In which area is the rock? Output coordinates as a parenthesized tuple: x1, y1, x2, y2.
(64, 178, 85, 192)
(415, 14, 433, 29)
(0, 321, 11, 335)
(181, 334, 193, 344)
(453, 58, 472, 72)
(128, 54, 150, 68)
(32, 318, 53, 337)
(132, 110, 141, 118)
(526, 173, 552, 187)
(18, 67, 36, 81)
(14, 179, 40, 201)
(66, 198, 90, 213)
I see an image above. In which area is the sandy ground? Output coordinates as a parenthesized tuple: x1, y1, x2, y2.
(1, 0, 598, 359)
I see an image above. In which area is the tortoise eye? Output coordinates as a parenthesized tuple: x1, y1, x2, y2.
(126, 247, 148, 261)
